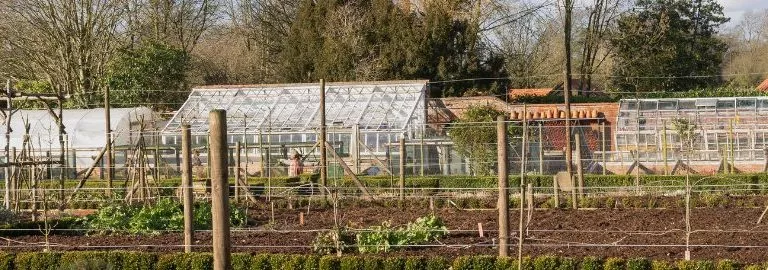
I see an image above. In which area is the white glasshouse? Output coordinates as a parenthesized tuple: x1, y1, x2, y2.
(162, 80, 428, 155)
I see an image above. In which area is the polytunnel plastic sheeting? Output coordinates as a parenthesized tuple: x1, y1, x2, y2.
(0, 107, 156, 151)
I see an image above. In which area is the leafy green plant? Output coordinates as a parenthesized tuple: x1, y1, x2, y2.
(0, 207, 17, 226)
(356, 214, 448, 253)
(128, 199, 184, 235)
(83, 199, 247, 235)
(312, 227, 353, 255)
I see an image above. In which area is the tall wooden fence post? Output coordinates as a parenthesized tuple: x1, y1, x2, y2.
(575, 133, 584, 197)
(209, 110, 231, 270)
(235, 142, 241, 203)
(319, 79, 327, 191)
(497, 115, 510, 257)
(399, 137, 406, 201)
(181, 124, 194, 253)
(518, 110, 528, 266)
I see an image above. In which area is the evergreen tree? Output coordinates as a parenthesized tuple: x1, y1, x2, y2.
(610, 0, 729, 92)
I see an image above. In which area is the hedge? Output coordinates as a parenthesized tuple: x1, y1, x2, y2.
(0, 252, 764, 270)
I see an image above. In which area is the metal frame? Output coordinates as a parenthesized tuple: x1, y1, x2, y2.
(161, 81, 428, 154)
(615, 97, 768, 162)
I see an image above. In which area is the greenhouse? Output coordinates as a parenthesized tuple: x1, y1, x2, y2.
(161, 80, 428, 156)
(614, 97, 768, 162)
(0, 107, 157, 169)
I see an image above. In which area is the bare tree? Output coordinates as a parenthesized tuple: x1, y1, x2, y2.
(125, 0, 219, 53)
(722, 9, 768, 88)
(576, 0, 626, 95)
(0, 0, 125, 107)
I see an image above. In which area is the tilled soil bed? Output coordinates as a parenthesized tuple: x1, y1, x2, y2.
(4, 206, 768, 263)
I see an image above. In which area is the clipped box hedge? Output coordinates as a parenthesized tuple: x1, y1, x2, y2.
(0, 252, 764, 270)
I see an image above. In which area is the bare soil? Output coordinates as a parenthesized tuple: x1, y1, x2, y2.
(4, 206, 768, 263)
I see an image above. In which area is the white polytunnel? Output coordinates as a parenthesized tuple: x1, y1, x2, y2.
(0, 107, 158, 167)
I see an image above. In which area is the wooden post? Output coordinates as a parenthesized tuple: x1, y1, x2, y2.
(3, 80, 11, 209)
(496, 115, 509, 257)
(477, 223, 484, 237)
(235, 142, 241, 203)
(319, 79, 327, 189)
(104, 86, 112, 196)
(601, 122, 607, 175)
(181, 125, 194, 253)
(10, 147, 16, 211)
(729, 119, 735, 174)
(518, 111, 527, 263)
(563, 0, 576, 211)
(553, 175, 559, 208)
(399, 137, 406, 201)
(575, 133, 584, 197)
(662, 120, 669, 175)
(538, 123, 544, 174)
(209, 110, 231, 270)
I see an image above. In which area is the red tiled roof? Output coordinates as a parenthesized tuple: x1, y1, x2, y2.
(757, 78, 768, 92)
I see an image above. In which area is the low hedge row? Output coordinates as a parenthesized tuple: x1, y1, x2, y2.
(9, 173, 768, 192)
(0, 252, 763, 270)
(247, 173, 768, 191)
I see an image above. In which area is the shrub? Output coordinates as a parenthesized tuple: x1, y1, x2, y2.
(318, 256, 338, 270)
(251, 254, 271, 270)
(340, 256, 362, 270)
(716, 260, 739, 270)
(0, 253, 13, 270)
(13, 252, 61, 270)
(404, 257, 424, 270)
(425, 257, 448, 270)
(231, 253, 252, 270)
(651, 260, 674, 270)
(579, 257, 601, 270)
(472, 256, 496, 270)
(603, 258, 624, 270)
(534, 255, 559, 270)
(626, 258, 650, 270)
(383, 257, 405, 270)
(452, 256, 473, 270)
(363, 256, 382, 270)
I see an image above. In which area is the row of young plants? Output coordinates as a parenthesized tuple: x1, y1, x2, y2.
(0, 252, 763, 270)
(79, 198, 247, 235)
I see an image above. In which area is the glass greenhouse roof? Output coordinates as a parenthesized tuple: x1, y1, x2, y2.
(162, 80, 428, 135)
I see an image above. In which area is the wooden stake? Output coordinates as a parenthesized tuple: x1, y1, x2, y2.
(182, 124, 194, 253)
(319, 79, 327, 190)
(399, 137, 406, 201)
(553, 175, 559, 208)
(299, 212, 305, 226)
(601, 122, 607, 175)
(270, 201, 275, 224)
(575, 133, 584, 197)
(518, 109, 527, 261)
(538, 123, 544, 174)
(235, 142, 241, 203)
(662, 120, 668, 175)
(104, 86, 112, 197)
(209, 110, 231, 270)
(496, 115, 510, 257)
(429, 197, 435, 211)
(477, 222, 484, 238)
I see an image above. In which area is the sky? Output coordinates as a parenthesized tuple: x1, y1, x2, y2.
(719, 0, 768, 27)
